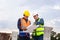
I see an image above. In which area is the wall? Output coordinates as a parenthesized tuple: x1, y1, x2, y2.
(0, 33, 11, 40)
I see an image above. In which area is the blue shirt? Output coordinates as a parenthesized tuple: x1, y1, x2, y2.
(35, 18, 44, 25)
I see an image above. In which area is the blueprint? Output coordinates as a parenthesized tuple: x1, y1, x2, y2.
(23, 25, 39, 33)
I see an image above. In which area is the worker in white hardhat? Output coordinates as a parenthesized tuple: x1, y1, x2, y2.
(32, 13, 44, 40)
(32, 13, 39, 20)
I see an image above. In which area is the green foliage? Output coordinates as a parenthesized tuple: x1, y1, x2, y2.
(51, 31, 60, 40)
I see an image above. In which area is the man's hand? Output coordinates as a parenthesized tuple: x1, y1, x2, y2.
(23, 28, 27, 31)
(33, 29, 36, 31)
(21, 26, 27, 31)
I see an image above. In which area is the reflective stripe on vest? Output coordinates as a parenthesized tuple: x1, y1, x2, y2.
(32, 18, 44, 36)
(21, 18, 30, 28)
(32, 27, 44, 36)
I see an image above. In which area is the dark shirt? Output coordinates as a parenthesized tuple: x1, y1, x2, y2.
(35, 18, 44, 25)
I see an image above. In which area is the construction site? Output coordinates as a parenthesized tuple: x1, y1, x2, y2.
(0, 0, 60, 40)
(0, 27, 60, 40)
(0, 27, 53, 40)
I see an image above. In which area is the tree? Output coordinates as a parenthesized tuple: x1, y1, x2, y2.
(51, 31, 56, 40)
(55, 33, 60, 40)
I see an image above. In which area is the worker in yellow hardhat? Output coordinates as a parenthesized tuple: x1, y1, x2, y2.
(32, 13, 44, 40)
(17, 10, 31, 40)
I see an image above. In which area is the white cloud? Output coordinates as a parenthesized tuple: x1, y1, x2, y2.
(37, 5, 60, 11)
(52, 5, 60, 10)
(53, 27, 60, 33)
(45, 18, 60, 27)
(53, 18, 60, 22)
(44, 20, 55, 27)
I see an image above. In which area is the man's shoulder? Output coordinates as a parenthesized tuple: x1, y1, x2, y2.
(39, 18, 44, 20)
(38, 18, 43, 20)
(18, 18, 22, 22)
(40, 18, 43, 19)
(18, 18, 20, 19)
(39, 18, 44, 22)
(18, 18, 23, 20)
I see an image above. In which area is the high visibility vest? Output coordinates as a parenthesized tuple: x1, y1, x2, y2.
(32, 19, 44, 36)
(20, 18, 30, 30)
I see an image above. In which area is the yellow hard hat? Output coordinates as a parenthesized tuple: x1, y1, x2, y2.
(23, 10, 30, 17)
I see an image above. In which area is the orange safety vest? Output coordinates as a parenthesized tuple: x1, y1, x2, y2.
(20, 18, 30, 30)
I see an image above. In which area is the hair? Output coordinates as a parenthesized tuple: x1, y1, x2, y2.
(36, 14, 38, 16)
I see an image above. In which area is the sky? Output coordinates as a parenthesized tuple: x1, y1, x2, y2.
(0, 0, 60, 33)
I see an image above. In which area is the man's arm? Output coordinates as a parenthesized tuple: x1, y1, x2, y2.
(17, 18, 21, 30)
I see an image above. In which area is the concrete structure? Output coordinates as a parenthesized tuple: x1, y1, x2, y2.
(12, 27, 53, 40)
(12, 31, 18, 40)
(0, 32, 11, 40)
(44, 27, 53, 40)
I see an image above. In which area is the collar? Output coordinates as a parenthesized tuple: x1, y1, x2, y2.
(35, 18, 39, 22)
(23, 17, 28, 22)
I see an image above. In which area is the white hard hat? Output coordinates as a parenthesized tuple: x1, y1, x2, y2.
(32, 13, 38, 16)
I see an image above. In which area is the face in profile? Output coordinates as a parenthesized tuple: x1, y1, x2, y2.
(24, 16, 28, 19)
(33, 15, 38, 20)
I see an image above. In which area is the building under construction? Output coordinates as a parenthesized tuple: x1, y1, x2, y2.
(0, 27, 53, 40)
